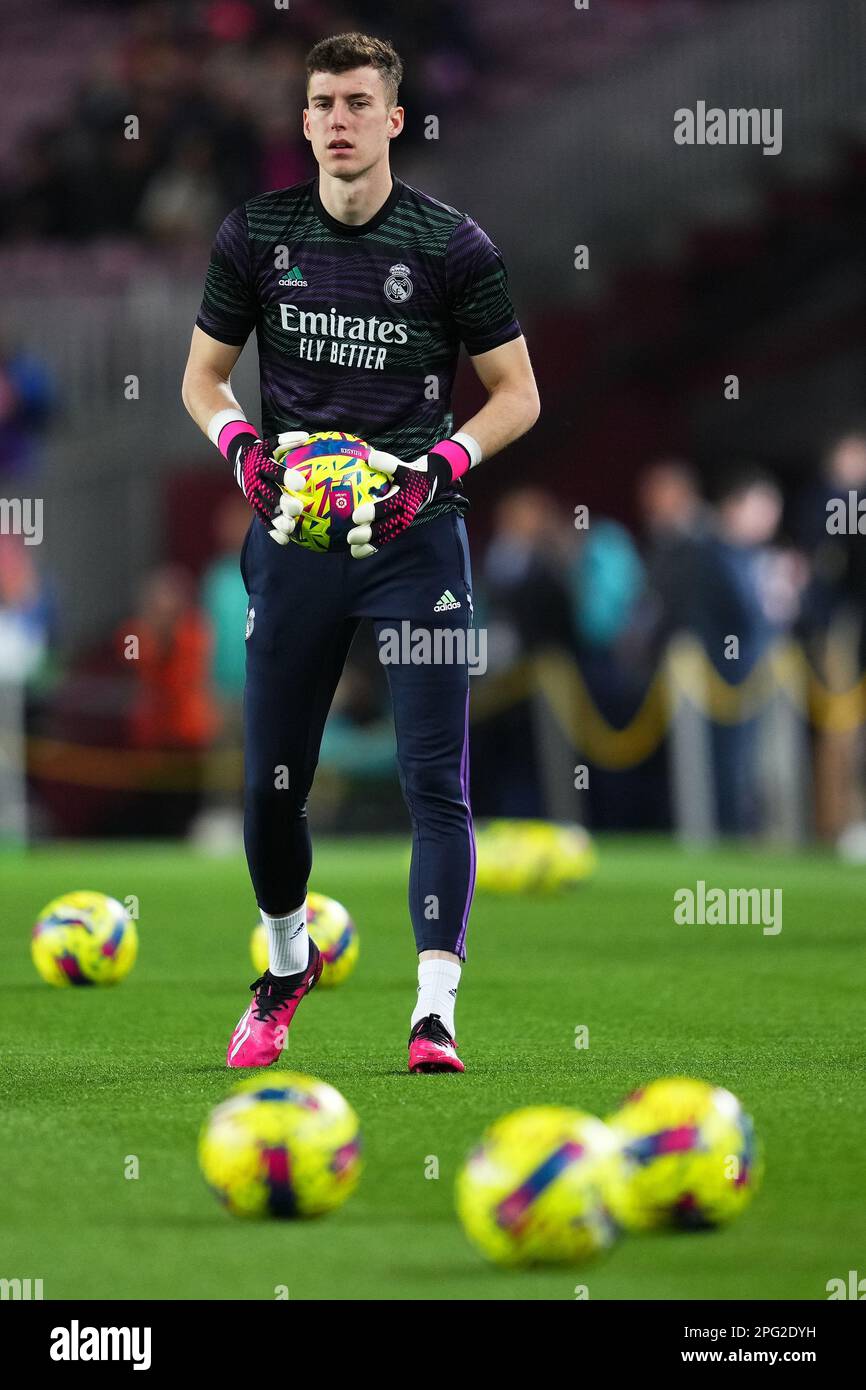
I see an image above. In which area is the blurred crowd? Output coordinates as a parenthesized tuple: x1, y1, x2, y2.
(0, 0, 485, 246)
(0, 0, 737, 248)
(477, 436, 866, 839)
(4, 431, 866, 845)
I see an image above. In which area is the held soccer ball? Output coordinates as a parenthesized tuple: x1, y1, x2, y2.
(199, 1073, 362, 1219)
(31, 890, 138, 986)
(280, 432, 391, 553)
(475, 820, 597, 894)
(454, 1106, 621, 1267)
(250, 891, 359, 987)
(605, 1077, 763, 1232)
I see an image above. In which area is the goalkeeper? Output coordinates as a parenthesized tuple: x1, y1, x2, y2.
(181, 32, 539, 1074)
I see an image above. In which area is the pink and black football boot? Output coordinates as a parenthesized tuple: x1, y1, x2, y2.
(408, 1013, 465, 1074)
(227, 942, 322, 1068)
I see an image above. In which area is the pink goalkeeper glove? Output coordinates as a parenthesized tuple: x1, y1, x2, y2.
(346, 438, 473, 558)
(216, 421, 309, 546)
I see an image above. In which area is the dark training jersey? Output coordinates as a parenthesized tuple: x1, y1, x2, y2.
(195, 174, 522, 522)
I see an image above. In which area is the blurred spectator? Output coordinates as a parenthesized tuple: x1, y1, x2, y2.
(0, 333, 57, 482)
(204, 0, 260, 46)
(251, 38, 313, 191)
(193, 495, 248, 848)
(201, 494, 249, 709)
(797, 430, 866, 635)
(116, 564, 219, 836)
(479, 490, 575, 816)
(569, 510, 660, 832)
(696, 467, 801, 672)
(795, 430, 866, 843)
(137, 130, 224, 243)
(825, 431, 866, 490)
(637, 457, 711, 658)
(0, 533, 56, 683)
(198, 55, 267, 205)
(692, 466, 805, 834)
(484, 489, 576, 660)
(570, 516, 644, 652)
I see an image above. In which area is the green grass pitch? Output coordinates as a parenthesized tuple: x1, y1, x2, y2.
(1, 835, 862, 1301)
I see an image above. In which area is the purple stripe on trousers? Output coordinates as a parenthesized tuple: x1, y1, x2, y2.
(455, 688, 475, 958)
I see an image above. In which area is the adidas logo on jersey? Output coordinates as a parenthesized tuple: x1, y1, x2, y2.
(278, 265, 308, 287)
(434, 589, 461, 612)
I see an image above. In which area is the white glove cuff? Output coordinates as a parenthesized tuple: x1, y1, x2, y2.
(206, 408, 249, 449)
(451, 431, 483, 468)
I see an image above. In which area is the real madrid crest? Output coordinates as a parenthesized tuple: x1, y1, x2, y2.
(384, 262, 413, 304)
(245, 606, 255, 640)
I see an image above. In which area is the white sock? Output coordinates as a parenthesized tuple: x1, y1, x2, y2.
(263, 903, 309, 976)
(412, 959, 461, 1037)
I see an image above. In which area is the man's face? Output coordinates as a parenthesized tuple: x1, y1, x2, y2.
(304, 67, 402, 177)
(639, 464, 698, 533)
(722, 485, 782, 545)
(827, 436, 866, 489)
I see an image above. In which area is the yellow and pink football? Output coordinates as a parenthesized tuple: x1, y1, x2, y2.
(279, 431, 391, 553)
(31, 890, 138, 987)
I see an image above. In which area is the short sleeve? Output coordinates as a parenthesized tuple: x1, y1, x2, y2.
(445, 218, 522, 357)
(195, 205, 257, 347)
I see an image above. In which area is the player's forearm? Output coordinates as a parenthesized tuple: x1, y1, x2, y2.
(181, 367, 248, 439)
(454, 383, 540, 464)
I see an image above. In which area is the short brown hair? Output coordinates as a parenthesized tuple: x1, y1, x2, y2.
(305, 32, 403, 107)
